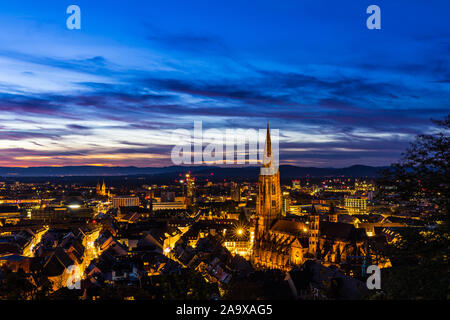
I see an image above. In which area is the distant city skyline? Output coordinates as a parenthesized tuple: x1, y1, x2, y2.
(0, 0, 449, 167)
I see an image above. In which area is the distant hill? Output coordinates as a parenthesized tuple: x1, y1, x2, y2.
(0, 165, 388, 179)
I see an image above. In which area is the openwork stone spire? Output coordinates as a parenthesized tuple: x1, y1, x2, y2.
(261, 122, 276, 176)
(255, 122, 282, 234)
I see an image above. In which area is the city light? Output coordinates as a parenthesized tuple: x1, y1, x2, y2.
(0, 0, 445, 303)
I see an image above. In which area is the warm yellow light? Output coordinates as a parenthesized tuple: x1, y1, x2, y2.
(237, 228, 243, 236)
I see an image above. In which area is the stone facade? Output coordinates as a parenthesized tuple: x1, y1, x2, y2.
(251, 124, 368, 271)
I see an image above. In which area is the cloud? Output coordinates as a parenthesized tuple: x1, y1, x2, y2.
(0, 7, 448, 168)
(66, 124, 90, 130)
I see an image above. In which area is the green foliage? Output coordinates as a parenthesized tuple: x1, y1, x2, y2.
(380, 115, 449, 225)
(380, 229, 449, 299)
(377, 115, 450, 299)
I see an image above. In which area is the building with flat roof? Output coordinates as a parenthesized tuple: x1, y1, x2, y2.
(112, 197, 140, 208)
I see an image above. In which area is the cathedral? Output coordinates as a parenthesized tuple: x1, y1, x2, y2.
(251, 124, 368, 271)
(96, 180, 107, 196)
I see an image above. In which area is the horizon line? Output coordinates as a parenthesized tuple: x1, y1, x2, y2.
(0, 164, 390, 169)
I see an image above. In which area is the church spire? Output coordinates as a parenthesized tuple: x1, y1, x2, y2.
(101, 179, 106, 196)
(265, 121, 271, 158)
(261, 122, 276, 175)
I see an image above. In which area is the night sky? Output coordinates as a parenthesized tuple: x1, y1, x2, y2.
(0, 0, 449, 167)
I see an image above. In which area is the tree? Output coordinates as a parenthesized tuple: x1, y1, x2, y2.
(380, 115, 449, 225)
(378, 228, 449, 300)
(377, 115, 449, 300)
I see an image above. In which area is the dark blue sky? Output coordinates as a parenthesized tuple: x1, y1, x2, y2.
(0, 0, 448, 167)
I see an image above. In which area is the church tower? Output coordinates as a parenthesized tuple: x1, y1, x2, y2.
(308, 205, 320, 257)
(97, 180, 106, 196)
(255, 123, 282, 237)
(328, 203, 338, 223)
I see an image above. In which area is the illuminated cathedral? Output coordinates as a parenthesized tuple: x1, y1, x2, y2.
(251, 124, 368, 271)
(96, 180, 107, 196)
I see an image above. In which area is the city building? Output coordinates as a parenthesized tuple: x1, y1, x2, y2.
(96, 180, 107, 196)
(112, 196, 140, 208)
(344, 196, 368, 214)
(230, 182, 241, 202)
(152, 202, 187, 211)
(252, 125, 369, 271)
(185, 173, 195, 204)
(282, 191, 290, 216)
(252, 125, 306, 270)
